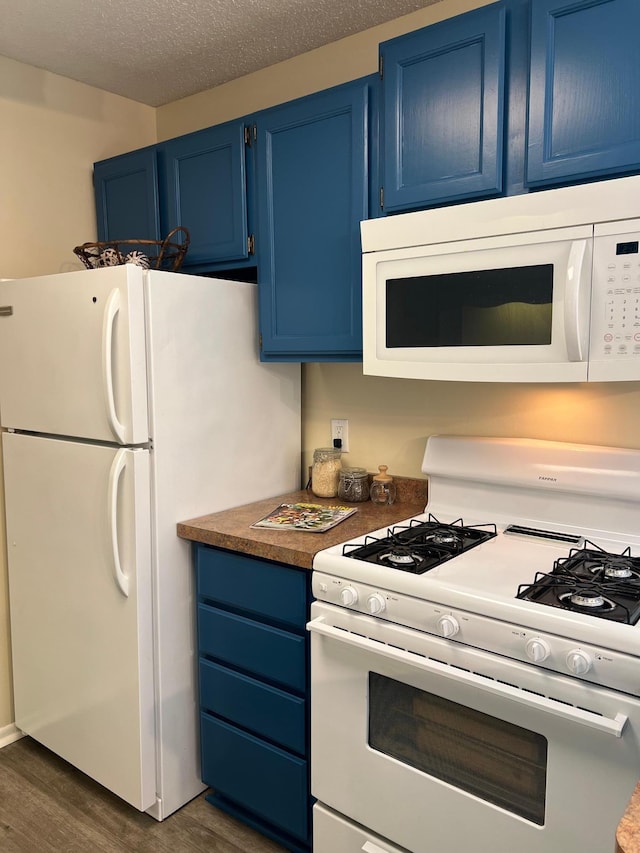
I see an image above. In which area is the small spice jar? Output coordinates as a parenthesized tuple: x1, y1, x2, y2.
(337, 467, 369, 503)
(311, 447, 342, 498)
(370, 465, 397, 505)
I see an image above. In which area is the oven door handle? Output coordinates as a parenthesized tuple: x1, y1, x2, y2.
(307, 617, 628, 738)
(362, 842, 397, 853)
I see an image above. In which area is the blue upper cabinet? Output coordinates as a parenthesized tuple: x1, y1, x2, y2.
(527, 0, 640, 187)
(94, 147, 160, 242)
(380, 1, 507, 213)
(158, 121, 252, 268)
(256, 78, 372, 361)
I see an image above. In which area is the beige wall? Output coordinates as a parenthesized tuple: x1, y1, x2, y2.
(0, 56, 156, 735)
(303, 365, 640, 478)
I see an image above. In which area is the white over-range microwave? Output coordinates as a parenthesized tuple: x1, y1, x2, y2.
(361, 174, 640, 382)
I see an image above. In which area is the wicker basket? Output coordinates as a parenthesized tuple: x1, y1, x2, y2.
(74, 226, 190, 272)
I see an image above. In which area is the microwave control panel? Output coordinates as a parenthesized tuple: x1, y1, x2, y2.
(591, 223, 640, 379)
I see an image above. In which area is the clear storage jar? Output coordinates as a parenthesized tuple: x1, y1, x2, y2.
(370, 465, 397, 505)
(337, 467, 369, 503)
(311, 447, 342, 498)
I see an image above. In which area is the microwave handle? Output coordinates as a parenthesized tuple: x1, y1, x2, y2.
(564, 239, 590, 362)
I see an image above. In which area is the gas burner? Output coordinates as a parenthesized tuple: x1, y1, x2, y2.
(591, 558, 636, 580)
(559, 589, 615, 612)
(427, 531, 462, 547)
(517, 540, 640, 623)
(381, 550, 425, 567)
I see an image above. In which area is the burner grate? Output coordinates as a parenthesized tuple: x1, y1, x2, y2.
(517, 540, 640, 624)
(342, 514, 497, 574)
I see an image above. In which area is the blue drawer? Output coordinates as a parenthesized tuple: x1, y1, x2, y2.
(196, 546, 308, 629)
(198, 603, 306, 692)
(199, 659, 306, 755)
(201, 713, 309, 842)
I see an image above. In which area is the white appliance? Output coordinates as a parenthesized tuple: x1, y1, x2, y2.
(361, 174, 640, 383)
(0, 265, 301, 820)
(309, 435, 640, 853)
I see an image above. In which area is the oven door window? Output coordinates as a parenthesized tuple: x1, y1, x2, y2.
(385, 264, 553, 348)
(368, 673, 548, 825)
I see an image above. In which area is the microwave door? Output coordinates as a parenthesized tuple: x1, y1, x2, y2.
(363, 226, 593, 383)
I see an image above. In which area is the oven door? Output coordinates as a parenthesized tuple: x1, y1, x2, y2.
(308, 601, 640, 853)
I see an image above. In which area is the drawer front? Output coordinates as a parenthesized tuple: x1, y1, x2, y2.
(199, 659, 306, 755)
(313, 803, 406, 853)
(201, 713, 309, 842)
(198, 603, 306, 692)
(196, 546, 308, 629)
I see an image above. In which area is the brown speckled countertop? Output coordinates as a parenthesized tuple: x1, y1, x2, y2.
(617, 784, 640, 853)
(177, 476, 428, 569)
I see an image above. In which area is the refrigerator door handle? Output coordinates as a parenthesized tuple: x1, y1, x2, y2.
(108, 449, 130, 597)
(102, 288, 126, 443)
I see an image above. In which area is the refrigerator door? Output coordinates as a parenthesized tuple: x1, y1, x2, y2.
(3, 431, 156, 811)
(0, 266, 148, 444)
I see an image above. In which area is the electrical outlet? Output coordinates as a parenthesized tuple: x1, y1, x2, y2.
(331, 418, 349, 453)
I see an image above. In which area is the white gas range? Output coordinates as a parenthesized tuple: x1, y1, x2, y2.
(308, 435, 640, 853)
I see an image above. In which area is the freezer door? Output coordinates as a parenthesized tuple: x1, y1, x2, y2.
(3, 431, 156, 811)
(0, 266, 148, 444)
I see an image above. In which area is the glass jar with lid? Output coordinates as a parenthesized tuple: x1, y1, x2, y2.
(337, 467, 369, 503)
(311, 447, 342, 497)
(369, 465, 397, 505)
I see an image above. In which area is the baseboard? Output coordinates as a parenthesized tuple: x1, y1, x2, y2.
(0, 723, 24, 748)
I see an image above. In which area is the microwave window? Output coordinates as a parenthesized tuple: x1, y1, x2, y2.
(385, 264, 553, 347)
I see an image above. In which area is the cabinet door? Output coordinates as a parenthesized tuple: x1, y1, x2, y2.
(527, 0, 640, 186)
(256, 79, 371, 361)
(94, 148, 160, 242)
(380, 1, 506, 212)
(158, 122, 250, 266)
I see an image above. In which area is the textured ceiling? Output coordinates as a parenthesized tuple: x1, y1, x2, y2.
(0, 0, 443, 107)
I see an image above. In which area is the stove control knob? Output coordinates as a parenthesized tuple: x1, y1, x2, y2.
(436, 615, 459, 638)
(340, 586, 359, 607)
(566, 649, 592, 676)
(367, 593, 386, 615)
(525, 638, 551, 663)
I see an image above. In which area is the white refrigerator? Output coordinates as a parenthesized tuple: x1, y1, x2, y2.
(0, 265, 301, 819)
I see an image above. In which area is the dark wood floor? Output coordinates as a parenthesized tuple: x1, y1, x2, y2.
(0, 737, 288, 852)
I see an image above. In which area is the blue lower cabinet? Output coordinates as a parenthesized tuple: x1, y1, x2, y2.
(199, 659, 306, 755)
(197, 547, 308, 629)
(198, 603, 306, 693)
(194, 544, 312, 851)
(201, 714, 309, 843)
